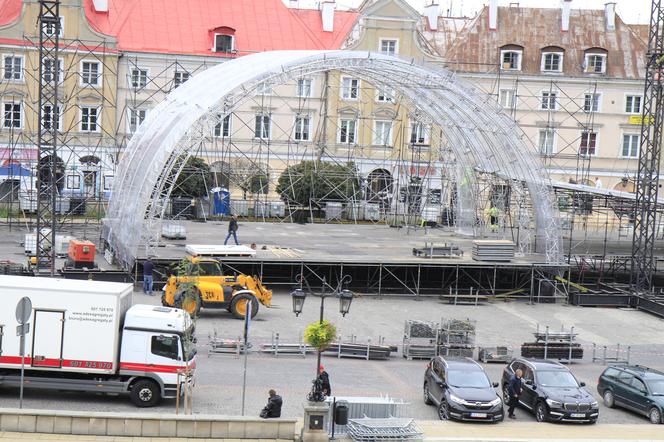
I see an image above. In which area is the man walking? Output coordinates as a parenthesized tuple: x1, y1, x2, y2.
(260, 389, 282, 418)
(224, 214, 239, 245)
(143, 257, 154, 296)
(507, 368, 523, 419)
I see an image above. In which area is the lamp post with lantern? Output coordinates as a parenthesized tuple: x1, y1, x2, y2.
(291, 274, 353, 402)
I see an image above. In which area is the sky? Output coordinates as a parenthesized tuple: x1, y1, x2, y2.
(289, 0, 652, 24)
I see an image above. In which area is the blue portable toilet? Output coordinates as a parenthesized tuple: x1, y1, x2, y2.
(212, 187, 230, 215)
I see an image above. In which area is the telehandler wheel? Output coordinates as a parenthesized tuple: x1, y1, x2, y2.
(230, 293, 259, 319)
(175, 288, 202, 317)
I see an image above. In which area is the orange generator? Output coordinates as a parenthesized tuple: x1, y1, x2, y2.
(67, 240, 96, 268)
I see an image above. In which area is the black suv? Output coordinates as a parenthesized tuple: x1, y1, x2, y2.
(423, 356, 503, 422)
(501, 358, 598, 423)
(597, 365, 664, 424)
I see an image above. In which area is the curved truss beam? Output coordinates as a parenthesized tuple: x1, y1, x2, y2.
(104, 51, 562, 266)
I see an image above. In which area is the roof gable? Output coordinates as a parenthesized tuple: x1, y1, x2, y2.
(360, 0, 420, 21)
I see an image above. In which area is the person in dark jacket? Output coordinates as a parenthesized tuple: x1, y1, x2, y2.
(224, 214, 239, 245)
(260, 389, 282, 418)
(318, 365, 331, 396)
(507, 368, 523, 419)
(142, 257, 154, 296)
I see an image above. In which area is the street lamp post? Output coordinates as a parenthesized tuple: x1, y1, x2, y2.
(291, 274, 353, 402)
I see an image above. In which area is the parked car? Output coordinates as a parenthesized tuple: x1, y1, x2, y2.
(423, 356, 503, 422)
(501, 358, 598, 423)
(597, 365, 664, 424)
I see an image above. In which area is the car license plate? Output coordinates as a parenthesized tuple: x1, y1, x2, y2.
(470, 413, 487, 418)
(570, 413, 585, 418)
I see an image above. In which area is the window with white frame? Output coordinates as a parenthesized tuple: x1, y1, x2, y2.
(579, 130, 597, 156)
(3, 102, 21, 128)
(583, 93, 600, 113)
(294, 116, 311, 141)
(130, 69, 148, 88)
(541, 52, 563, 72)
(42, 58, 63, 83)
(339, 118, 356, 144)
(255, 82, 272, 95)
(214, 34, 234, 52)
(498, 89, 516, 109)
(214, 114, 231, 138)
(622, 134, 639, 158)
(379, 39, 397, 55)
(625, 95, 642, 114)
(585, 53, 607, 73)
(42, 16, 63, 38)
(341, 77, 359, 100)
(173, 71, 190, 88)
(41, 104, 60, 131)
(541, 91, 558, 110)
(3, 56, 23, 81)
(81, 61, 100, 86)
(103, 175, 113, 191)
(410, 122, 429, 144)
(254, 114, 270, 139)
(373, 120, 392, 146)
(81, 106, 99, 132)
(538, 129, 555, 155)
(296, 78, 312, 97)
(66, 174, 80, 190)
(376, 87, 395, 103)
(128, 108, 147, 133)
(500, 50, 522, 70)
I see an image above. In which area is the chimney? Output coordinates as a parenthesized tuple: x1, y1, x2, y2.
(605, 2, 616, 30)
(321, 1, 335, 33)
(489, 0, 497, 31)
(424, 3, 439, 31)
(561, 0, 571, 31)
(92, 0, 108, 12)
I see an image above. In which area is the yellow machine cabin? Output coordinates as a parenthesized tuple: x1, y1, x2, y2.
(162, 257, 272, 318)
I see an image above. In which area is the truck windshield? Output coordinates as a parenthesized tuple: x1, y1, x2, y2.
(182, 324, 197, 361)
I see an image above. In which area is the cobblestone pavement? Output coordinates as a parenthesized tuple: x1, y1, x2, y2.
(1, 290, 663, 428)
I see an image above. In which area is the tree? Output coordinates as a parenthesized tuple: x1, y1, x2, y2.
(172, 156, 211, 197)
(275, 161, 361, 207)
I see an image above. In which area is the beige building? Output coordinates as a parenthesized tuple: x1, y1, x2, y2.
(0, 0, 118, 201)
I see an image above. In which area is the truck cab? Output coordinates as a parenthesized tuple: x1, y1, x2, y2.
(120, 305, 196, 407)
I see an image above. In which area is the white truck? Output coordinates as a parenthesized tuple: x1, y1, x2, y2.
(0, 275, 196, 407)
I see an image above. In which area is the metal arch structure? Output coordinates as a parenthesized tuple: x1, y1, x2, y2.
(104, 50, 563, 268)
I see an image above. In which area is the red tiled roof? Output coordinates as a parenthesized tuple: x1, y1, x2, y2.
(83, 0, 358, 56)
(0, 0, 21, 27)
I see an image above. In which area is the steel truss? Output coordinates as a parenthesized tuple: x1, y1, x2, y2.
(35, 0, 60, 274)
(105, 51, 563, 268)
(632, 0, 664, 295)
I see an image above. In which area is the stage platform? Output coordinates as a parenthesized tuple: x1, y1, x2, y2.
(138, 221, 564, 298)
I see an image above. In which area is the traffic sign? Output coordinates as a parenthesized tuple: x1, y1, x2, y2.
(15, 297, 32, 324)
(16, 323, 30, 336)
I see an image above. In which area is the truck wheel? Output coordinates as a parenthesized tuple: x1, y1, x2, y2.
(130, 380, 160, 407)
(230, 293, 259, 319)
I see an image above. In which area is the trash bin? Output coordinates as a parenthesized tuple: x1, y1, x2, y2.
(334, 400, 349, 426)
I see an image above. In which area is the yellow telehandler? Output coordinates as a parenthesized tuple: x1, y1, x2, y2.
(161, 256, 272, 318)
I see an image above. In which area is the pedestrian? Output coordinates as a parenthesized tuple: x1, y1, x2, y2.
(507, 368, 523, 419)
(143, 257, 154, 296)
(318, 364, 331, 396)
(260, 389, 282, 418)
(224, 214, 239, 245)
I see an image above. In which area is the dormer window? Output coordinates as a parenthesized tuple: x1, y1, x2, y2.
(211, 26, 236, 53)
(215, 35, 234, 53)
(584, 48, 608, 74)
(541, 49, 564, 73)
(500, 45, 523, 71)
